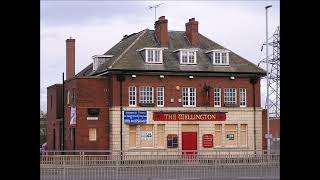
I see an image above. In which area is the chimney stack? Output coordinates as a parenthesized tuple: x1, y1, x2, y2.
(185, 18, 199, 47)
(66, 37, 75, 80)
(154, 16, 168, 47)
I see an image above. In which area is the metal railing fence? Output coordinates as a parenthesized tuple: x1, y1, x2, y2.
(41, 149, 280, 180)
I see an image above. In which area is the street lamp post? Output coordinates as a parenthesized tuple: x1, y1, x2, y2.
(265, 5, 272, 154)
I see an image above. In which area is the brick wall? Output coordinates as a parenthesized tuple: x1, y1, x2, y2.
(46, 84, 63, 150)
(111, 74, 261, 108)
(63, 77, 110, 150)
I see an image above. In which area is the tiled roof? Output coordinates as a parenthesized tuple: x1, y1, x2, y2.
(75, 29, 266, 77)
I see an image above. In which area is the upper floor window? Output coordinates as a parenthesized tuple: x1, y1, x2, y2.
(224, 88, 237, 105)
(129, 86, 137, 107)
(174, 49, 197, 64)
(138, 48, 164, 64)
(182, 87, 196, 107)
(156, 87, 164, 107)
(139, 86, 154, 104)
(214, 88, 221, 107)
(92, 55, 113, 71)
(239, 88, 247, 107)
(206, 50, 230, 65)
(66, 90, 70, 105)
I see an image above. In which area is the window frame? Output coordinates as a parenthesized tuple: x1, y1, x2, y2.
(182, 87, 196, 107)
(128, 86, 137, 107)
(145, 49, 163, 64)
(139, 86, 154, 104)
(207, 50, 230, 65)
(224, 88, 237, 105)
(156, 87, 164, 107)
(214, 88, 221, 107)
(89, 128, 97, 141)
(179, 50, 197, 65)
(240, 124, 248, 147)
(239, 88, 247, 107)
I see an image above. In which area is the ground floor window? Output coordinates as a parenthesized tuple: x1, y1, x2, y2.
(240, 124, 247, 147)
(214, 124, 222, 147)
(140, 125, 154, 147)
(225, 124, 238, 147)
(157, 124, 165, 148)
(129, 125, 137, 147)
(89, 128, 97, 141)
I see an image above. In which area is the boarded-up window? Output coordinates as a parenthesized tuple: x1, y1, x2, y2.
(225, 124, 237, 147)
(129, 125, 137, 147)
(240, 124, 247, 146)
(157, 125, 165, 148)
(140, 125, 154, 147)
(89, 128, 97, 141)
(214, 124, 222, 147)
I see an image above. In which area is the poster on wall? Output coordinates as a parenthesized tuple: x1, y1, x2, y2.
(202, 134, 213, 148)
(124, 111, 148, 124)
(70, 106, 76, 127)
(226, 134, 234, 140)
(140, 131, 153, 140)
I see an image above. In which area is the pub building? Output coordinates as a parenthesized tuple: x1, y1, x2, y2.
(46, 16, 266, 153)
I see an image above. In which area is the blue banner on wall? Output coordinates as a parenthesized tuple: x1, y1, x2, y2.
(124, 111, 148, 124)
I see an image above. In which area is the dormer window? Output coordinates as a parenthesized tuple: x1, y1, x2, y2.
(138, 48, 164, 64)
(206, 50, 230, 65)
(174, 49, 197, 64)
(92, 55, 113, 71)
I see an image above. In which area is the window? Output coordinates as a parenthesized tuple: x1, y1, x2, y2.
(212, 51, 229, 65)
(50, 95, 52, 109)
(139, 86, 154, 104)
(156, 87, 164, 107)
(146, 49, 163, 63)
(71, 89, 75, 104)
(129, 86, 137, 106)
(129, 125, 137, 148)
(240, 124, 247, 147)
(214, 88, 221, 107)
(214, 124, 222, 147)
(239, 88, 246, 107)
(157, 125, 165, 148)
(180, 51, 196, 64)
(167, 134, 178, 148)
(140, 125, 154, 148)
(225, 124, 237, 147)
(66, 90, 70, 105)
(69, 128, 72, 141)
(89, 128, 97, 141)
(224, 88, 237, 105)
(182, 87, 196, 107)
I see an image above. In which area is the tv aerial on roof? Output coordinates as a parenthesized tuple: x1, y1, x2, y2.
(149, 3, 164, 22)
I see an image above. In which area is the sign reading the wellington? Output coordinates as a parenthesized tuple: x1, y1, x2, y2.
(124, 111, 148, 124)
(153, 112, 226, 121)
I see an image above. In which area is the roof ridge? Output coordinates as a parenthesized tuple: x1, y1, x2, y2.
(109, 29, 148, 68)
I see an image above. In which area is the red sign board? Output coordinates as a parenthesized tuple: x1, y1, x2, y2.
(202, 134, 213, 148)
(153, 112, 226, 121)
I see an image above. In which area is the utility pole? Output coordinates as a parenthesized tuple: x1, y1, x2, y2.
(149, 3, 164, 22)
(265, 5, 272, 154)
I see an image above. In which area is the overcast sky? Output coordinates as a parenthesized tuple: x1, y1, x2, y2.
(40, 0, 280, 112)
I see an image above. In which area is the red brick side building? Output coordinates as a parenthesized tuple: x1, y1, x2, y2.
(47, 16, 266, 152)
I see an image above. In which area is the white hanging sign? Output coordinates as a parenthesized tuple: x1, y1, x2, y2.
(70, 106, 76, 127)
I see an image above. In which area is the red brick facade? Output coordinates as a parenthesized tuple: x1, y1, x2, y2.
(46, 84, 63, 150)
(112, 75, 261, 107)
(63, 77, 110, 150)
